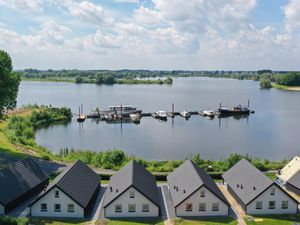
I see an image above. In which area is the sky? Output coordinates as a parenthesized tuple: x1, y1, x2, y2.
(0, 0, 300, 70)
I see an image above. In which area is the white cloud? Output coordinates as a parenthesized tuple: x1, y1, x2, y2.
(0, 0, 44, 12)
(113, 0, 139, 3)
(282, 0, 300, 32)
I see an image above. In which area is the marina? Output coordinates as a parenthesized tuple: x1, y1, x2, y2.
(76, 102, 254, 123)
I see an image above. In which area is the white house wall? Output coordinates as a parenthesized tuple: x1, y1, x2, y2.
(30, 187, 84, 218)
(175, 186, 228, 217)
(247, 184, 298, 215)
(0, 203, 4, 215)
(105, 187, 159, 218)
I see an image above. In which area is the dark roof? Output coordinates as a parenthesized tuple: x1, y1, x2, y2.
(287, 170, 300, 190)
(222, 159, 273, 205)
(0, 158, 49, 206)
(167, 159, 228, 207)
(30, 160, 100, 208)
(103, 160, 159, 208)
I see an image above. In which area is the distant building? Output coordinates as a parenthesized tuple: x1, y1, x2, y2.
(103, 160, 160, 218)
(0, 158, 49, 215)
(167, 159, 229, 217)
(223, 159, 298, 215)
(29, 160, 100, 218)
(286, 170, 300, 196)
(277, 156, 300, 184)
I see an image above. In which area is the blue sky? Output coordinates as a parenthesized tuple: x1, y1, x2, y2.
(0, 0, 300, 70)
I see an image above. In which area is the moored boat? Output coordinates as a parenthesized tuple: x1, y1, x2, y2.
(154, 111, 168, 120)
(180, 111, 191, 118)
(129, 113, 141, 123)
(202, 110, 215, 118)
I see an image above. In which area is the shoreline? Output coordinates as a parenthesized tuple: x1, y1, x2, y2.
(272, 83, 300, 91)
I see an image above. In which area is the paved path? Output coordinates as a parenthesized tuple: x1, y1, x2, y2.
(89, 187, 107, 221)
(157, 186, 168, 221)
(218, 184, 246, 225)
(161, 185, 176, 220)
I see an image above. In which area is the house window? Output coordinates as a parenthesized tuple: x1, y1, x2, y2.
(212, 203, 219, 211)
(67, 204, 75, 212)
(269, 201, 276, 209)
(54, 204, 61, 212)
(282, 201, 288, 209)
(200, 189, 205, 197)
(185, 203, 193, 211)
(55, 190, 59, 198)
(256, 201, 263, 209)
(270, 187, 275, 195)
(130, 190, 135, 198)
(142, 204, 150, 212)
(199, 203, 206, 211)
(40, 203, 47, 212)
(115, 204, 122, 213)
(128, 204, 136, 213)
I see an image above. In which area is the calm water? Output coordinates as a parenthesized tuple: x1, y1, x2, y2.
(17, 78, 300, 160)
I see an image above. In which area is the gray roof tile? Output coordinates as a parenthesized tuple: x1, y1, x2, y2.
(103, 160, 159, 208)
(0, 158, 49, 206)
(30, 160, 100, 208)
(167, 159, 228, 207)
(222, 159, 272, 205)
(287, 170, 300, 190)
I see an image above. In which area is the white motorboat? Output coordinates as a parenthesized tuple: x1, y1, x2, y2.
(155, 111, 168, 120)
(180, 111, 191, 118)
(129, 113, 141, 123)
(203, 110, 215, 118)
(100, 105, 141, 116)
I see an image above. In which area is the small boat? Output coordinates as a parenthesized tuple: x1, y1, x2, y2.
(154, 111, 168, 120)
(77, 114, 86, 122)
(130, 113, 141, 123)
(218, 105, 250, 115)
(202, 110, 215, 118)
(180, 111, 191, 118)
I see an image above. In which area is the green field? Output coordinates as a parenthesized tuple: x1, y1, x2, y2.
(245, 215, 300, 225)
(173, 217, 237, 225)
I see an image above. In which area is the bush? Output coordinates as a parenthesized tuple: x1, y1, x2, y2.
(260, 78, 272, 89)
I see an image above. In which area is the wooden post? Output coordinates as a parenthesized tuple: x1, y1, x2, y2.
(248, 100, 250, 108)
(172, 103, 174, 114)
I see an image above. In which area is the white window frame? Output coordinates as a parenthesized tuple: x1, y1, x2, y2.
(212, 203, 219, 211)
(142, 203, 150, 212)
(270, 187, 275, 195)
(281, 200, 288, 209)
(129, 190, 135, 198)
(256, 201, 263, 209)
(269, 201, 276, 209)
(199, 203, 206, 211)
(200, 189, 205, 197)
(185, 203, 193, 212)
(40, 203, 47, 212)
(67, 204, 75, 212)
(115, 204, 122, 213)
(54, 204, 61, 212)
(128, 204, 136, 213)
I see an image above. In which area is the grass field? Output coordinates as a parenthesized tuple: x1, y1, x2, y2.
(173, 217, 237, 225)
(272, 83, 300, 91)
(245, 214, 300, 225)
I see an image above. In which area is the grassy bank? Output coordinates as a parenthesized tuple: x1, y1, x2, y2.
(272, 83, 300, 91)
(174, 217, 237, 225)
(245, 215, 300, 225)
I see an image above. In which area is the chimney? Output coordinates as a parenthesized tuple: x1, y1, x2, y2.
(116, 189, 118, 193)
(174, 185, 176, 189)
(241, 185, 244, 189)
(253, 187, 256, 190)
(176, 187, 179, 192)
(237, 184, 239, 188)
(110, 186, 113, 192)
(183, 190, 186, 194)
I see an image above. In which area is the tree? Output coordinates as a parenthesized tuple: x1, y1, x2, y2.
(95, 74, 104, 84)
(75, 75, 83, 83)
(0, 50, 21, 120)
(260, 78, 272, 89)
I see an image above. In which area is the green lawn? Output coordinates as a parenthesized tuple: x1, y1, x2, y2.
(28, 218, 89, 225)
(173, 217, 237, 225)
(245, 214, 300, 225)
(98, 219, 164, 225)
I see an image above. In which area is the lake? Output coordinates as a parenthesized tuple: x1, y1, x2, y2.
(17, 78, 300, 160)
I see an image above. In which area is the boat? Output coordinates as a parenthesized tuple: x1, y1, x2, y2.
(129, 113, 141, 123)
(180, 111, 191, 118)
(218, 105, 250, 115)
(77, 114, 86, 122)
(106, 105, 141, 116)
(154, 111, 168, 120)
(202, 110, 215, 118)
